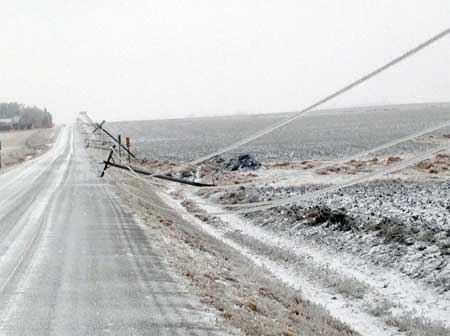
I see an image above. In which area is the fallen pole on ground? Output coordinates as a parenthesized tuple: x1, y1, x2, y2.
(102, 159, 216, 187)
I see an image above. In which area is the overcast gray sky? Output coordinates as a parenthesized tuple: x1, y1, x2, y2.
(1, 1, 449, 123)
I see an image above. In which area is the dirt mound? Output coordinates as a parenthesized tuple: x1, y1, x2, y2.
(223, 154, 262, 171)
(305, 205, 357, 231)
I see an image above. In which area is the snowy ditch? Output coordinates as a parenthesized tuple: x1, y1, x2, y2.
(207, 179, 450, 293)
(158, 184, 450, 336)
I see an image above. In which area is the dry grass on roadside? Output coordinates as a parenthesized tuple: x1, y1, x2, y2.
(117, 184, 360, 336)
(386, 314, 449, 336)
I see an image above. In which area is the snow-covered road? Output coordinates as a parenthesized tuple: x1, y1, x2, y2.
(0, 126, 231, 335)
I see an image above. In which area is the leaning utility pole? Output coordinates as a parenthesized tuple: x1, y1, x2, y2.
(80, 112, 136, 159)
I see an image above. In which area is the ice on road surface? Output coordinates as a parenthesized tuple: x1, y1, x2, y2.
(0, 125, 233, 335)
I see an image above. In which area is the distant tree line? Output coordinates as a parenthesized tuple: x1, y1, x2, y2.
(0, 103, 53, 130)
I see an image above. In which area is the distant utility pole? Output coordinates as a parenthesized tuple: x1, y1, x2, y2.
(0, 140, 2, 169)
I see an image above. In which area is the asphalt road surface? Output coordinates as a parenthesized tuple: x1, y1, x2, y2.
(0, 126, 231, 335)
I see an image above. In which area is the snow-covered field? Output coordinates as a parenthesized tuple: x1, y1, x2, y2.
(101, 103, 450, 335)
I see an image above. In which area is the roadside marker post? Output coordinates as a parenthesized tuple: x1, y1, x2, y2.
(126, 137, 131, 164)
(118, 135, 122, 158)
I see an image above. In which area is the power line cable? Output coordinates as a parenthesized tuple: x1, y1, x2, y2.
(196, 119, 450, 191)
(188, 26, 450, 167)
(223, 143, 449, 211)
(107, 142, 449, 215)
(87, 114, 450, 213)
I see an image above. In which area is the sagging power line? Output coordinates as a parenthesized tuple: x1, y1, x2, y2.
(79, 24, 450, 215)
(81, 108, 450, 209)
(188, 26, 450, 167)
(80, 113, 450, 215)
(221, 143, 450, 211)
(80, 25, 450, 188)
(196, 119, 450, 191)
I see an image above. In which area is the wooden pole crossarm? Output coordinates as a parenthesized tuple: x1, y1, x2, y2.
(93, 120, 106, 134)
(101, 148, 115, 177)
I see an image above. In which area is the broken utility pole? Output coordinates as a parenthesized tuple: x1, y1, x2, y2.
(100, 148, 215, 187)
(80, 112, 136, 159)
